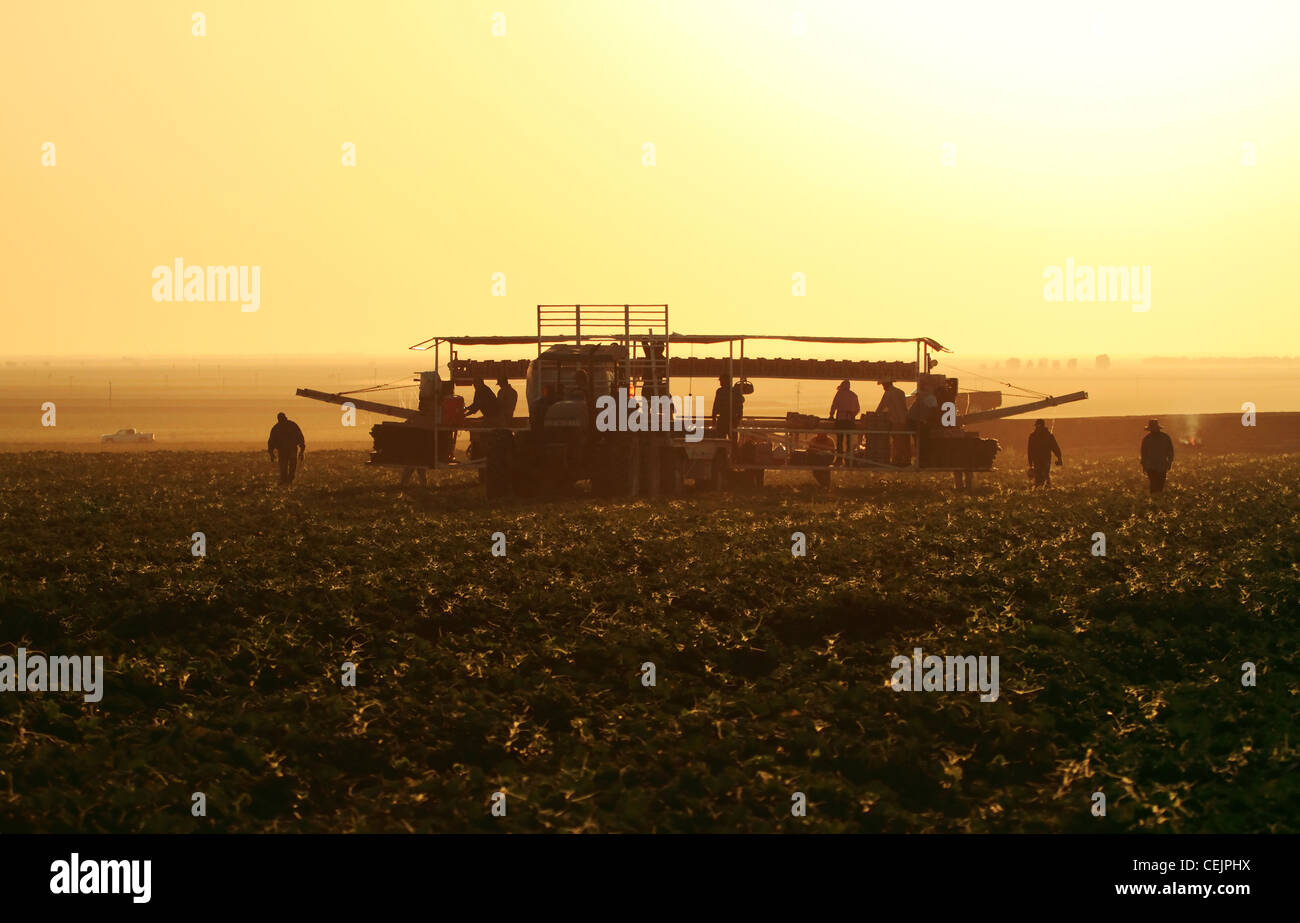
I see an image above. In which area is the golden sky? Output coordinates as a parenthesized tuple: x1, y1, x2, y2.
(3, 0, 1298, 357)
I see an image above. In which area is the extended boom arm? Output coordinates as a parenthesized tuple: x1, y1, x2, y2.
(959, 390, 1089, 424)
(295, 388, 424, 421)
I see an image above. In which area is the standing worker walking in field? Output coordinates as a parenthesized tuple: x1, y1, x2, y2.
(829, 380, 860, 466)
(1140, 418, 1175, 494)
(1027, 419, 1063, 487)
(267, 412, 306, 485)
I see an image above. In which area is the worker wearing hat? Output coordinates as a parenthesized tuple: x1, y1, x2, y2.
(875, 380, 910, 466)
(1027, 419, 1063, 487)
(495, 376, 518, 422)
(711, 375, 734, 437)
(1140, 418, 1175, 494)
(828, 380, 860, 466)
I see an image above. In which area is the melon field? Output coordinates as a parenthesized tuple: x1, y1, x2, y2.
(0, 450, 1296, 833)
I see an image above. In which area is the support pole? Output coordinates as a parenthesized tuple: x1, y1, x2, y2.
(434, 341, 440, 468)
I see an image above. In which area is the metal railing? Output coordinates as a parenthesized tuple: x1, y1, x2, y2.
(536, 304, 670, 393)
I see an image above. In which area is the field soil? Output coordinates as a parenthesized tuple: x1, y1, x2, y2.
(0, 451, 1296, 832)
(979, 412, 1299, 459)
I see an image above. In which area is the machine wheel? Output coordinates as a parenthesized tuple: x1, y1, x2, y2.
(663, 447, 685, 495)
(622, 437, 642, 497)
(591, 448, 613, 497)
(469, 433, 487, 482)
(642, 436, 661, 498)
(593, 437, 640, 498)
(704, 449, 727, 491)
(541, 454, 570, 496)
(813, 468, 831, 488)
(484, 430, 514, 499)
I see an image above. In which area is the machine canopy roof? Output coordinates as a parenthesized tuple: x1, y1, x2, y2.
(665, 334, 947, 351)
(413, 334, 948, 351)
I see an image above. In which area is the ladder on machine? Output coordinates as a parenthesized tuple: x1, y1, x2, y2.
(536, 304, 669, 395)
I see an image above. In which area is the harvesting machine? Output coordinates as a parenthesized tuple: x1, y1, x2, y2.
(296, 303, 1089, 496)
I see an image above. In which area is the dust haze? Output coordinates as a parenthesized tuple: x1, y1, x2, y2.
(4, 354, 1297, 453)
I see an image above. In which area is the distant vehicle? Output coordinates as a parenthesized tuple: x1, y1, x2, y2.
(101, 428, 155, 444)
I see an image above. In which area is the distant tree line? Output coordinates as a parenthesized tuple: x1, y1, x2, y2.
(982, 357, 1096, 371)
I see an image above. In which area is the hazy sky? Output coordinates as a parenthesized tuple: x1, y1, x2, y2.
(3, 0, 1298, 357)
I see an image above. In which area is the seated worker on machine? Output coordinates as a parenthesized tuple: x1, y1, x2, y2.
(465, 378, 501, 425)
(530, 383, 560, 431)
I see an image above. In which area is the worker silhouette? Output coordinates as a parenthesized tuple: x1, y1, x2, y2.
(530, 383, 559, 430)
(711, 375, 733, 436)
(467, 377, 512, 469)
(640, 339, 668, 396)
(495, 376, 518, 421)
(267, 412, 306, 485)
(829, 380, 860, 465)
(568, 369, 591, 402)
(876, 381, 910, 466)
(908, 381, 940, 464)
(465, 379, 500, 424)
(1027, 419, 1063, 487)
(1140, 419, 1175, 493)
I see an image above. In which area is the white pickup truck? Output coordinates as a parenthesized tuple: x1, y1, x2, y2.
(101, 428, 155, 444)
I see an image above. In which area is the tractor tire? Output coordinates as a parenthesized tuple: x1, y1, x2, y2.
(590, 449, 612, 497)
(614, 437, 641, 497)
(540, 453, 570, 496)
(704, 449, 728, 491)
(663, 447, 685, 495)
(591, 440, 618, 497)
(643, 436, 662, 499)
(593, 437, 640, 498)
(484, 430, 514, 499)
(469, 433, 487, 483)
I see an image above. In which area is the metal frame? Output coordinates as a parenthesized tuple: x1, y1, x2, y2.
(688, 334, 939, 470)
(701, 335, 981, 478)
(398, 330, 1072, 480)
(404, 330, 952, 474)
(307, 324, 1087, 485)
(534, 304, 670, 396)
(404, 306, 675, 471)
(731, 423, 984, 474)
